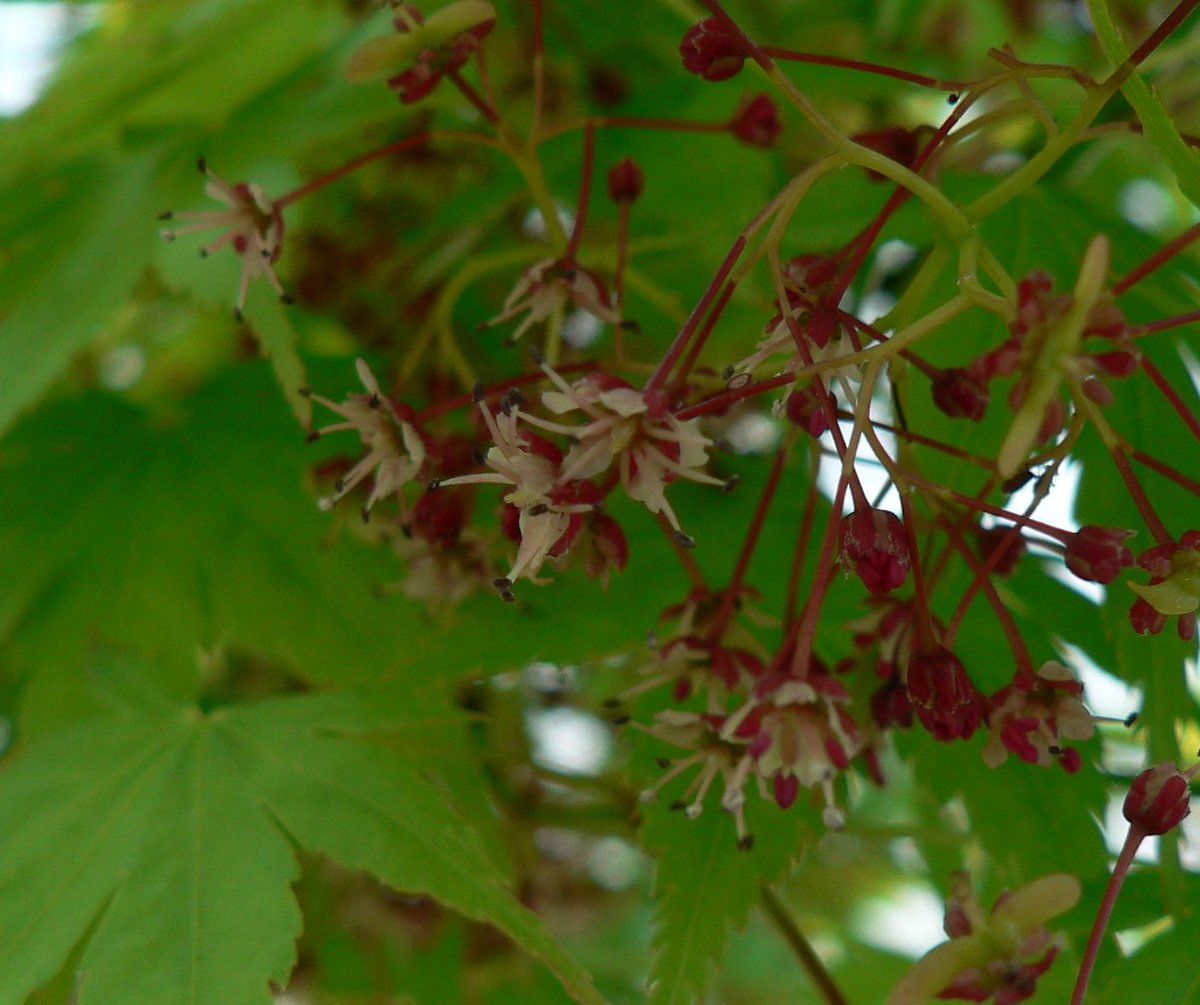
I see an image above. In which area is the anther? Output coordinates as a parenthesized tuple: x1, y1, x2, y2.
(280, 293, 295, 306)
(199, 249, 210, 259)
(737, 834, 755, 851)
(360, 506, 371, 524)
(368, 394, 381, 409)
(304, 431, 321, 443)
(529, 344, 546, 365)
(196, 157, 208, 174)
(1124, 712, 1139, 728)
(528, 503, 550, 516)
(233, 307, 244, 323)
(157, 210, 174, 221)
(297, 387, 312, 398)
(507, 388, 527, 408)
(619, 318, 641, 333)
(603, 697, 622, 709)
(674, 530, 697, 549)
(426, 478, 442, 492)
(471, 380, 485, 403)
(722, 475, 741, 493)
(656, 757, 672, 769)
(470, 447, 486, 465)
(947, 93, 960, 104)
(669, 800, 687, 812)
(611, 714, 630, 725)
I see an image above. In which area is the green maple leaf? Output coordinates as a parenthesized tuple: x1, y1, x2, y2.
(0, 651, 605, 1005)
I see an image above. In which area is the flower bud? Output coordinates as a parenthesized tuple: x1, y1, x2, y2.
(906, 647, 984, 742)
(679, 17, 746, 82)
(839, 509, 910, 595)
(1123, 762, 1195, 835)
(1063, 525, 1134, 584)
(607, 156, 645, 204)
(931, 367, 989, 421)
(783, 385, 831, 438)
(730, 93, 781, 148)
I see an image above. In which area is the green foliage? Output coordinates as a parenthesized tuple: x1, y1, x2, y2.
(2, 0, 1200, 1003)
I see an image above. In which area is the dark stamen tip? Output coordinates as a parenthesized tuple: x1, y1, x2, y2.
(334, 478, 347, 493)
(1124, 712, 1139, 728)
(198, 249, 210, 259)
(470, 447, 486, 465)
(304, 431, 321, 444)
(1048, 745, 1062, 755)
(494, 577, 513, 590)
(591, 499, 606, 513)
(426, 478, 442, 492)
(297, 386, 312, 398)
(529, 344, 546, 365)
(656, 757, 672, 769)
(361, 506, 371, 524)
(233, 308, 244, 323)
(507, 388, 527, 407)
(280, 293, 295, 306)
(674, 530, 697, 549)
(723, 474, 741, 493)
(528, 503, 550, 516)
(471, 380, 485, 403)
(619, 318, 641, 333)
(947, 93, 960, 104)
(737, 834, 755, 851)
(157, 210, 174, 221)
(603, 697, 622, 708)
(611, 714, 630, 725)
(368, 393, 381, 409)
(261, 248, 271, 259)
(669, 800, 687, 812)
(196, 156, 208, 174)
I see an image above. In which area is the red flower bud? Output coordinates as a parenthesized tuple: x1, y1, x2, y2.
(679, 17, 746, 82)
(1064, 525, 1134, 584)
(1123, 762, 1195, 835)
(851, 125, 921, 182)
(783, 385, 831, 438)
(1129, 596, 1167, 636)
(607, 156, 645, 203)
(931, 367, 989, 421)
(906, 647, 984, 742)
(976, 524, 1025, 577)
(730, 93, 781, 148)
(839, 509, 911, 595)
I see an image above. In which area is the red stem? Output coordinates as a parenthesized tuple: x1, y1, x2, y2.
(1069, 825, 1146, 1005)
(1108, 444, 1175, 545)
(675, 373, 795, 421)
(760, 46, 969, 92)
(1132, 447, 1200, 497)
(1139, 356, 1200, 443)
(566, 123, 596, 261)
(707, 448, 789, 643)
(1128, 0, 1200, 68)
(674, 280, 738, 387)
(448, 68, 499, 124)
(277, 132, 437, 209)
(644, 237, 745, 391)
(1112, 219, 1200, 295)
(1130, 309, 1200, 337)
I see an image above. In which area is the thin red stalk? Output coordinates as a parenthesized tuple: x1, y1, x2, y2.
(1132, 447, 1200, 496)
(644, 237, 746, 391)
(707, 448, 789, 643)
(1109, 444, 1174, 544)
(837, 309, 941, 378)
(674, 280, 738, 386)
(1112, 219, 1200, 295)
(675, 373, 795, 421)
(938, 515, 1033, 674)
(827, 90, 980, 303)
(277, 132, 436, 208)
(447, 68, 499, 124)
(1130, 309, 1200, 336)
(787, 475, 849, 677)
(908, 476, 1069, 539)
(760, 46, 968, 92)
(566, 123, 596, 261)
(1139, 356, 1200, 442)
(784, 453, 821, 626)
(1128, 0, 1200, 67)
(899, 493, 936, 648)
(1069, 826, 1146, 1005)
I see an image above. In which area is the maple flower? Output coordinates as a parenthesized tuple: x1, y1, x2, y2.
(983, 661, 1095, 772)
(1063, 525, 1134, 584)
(1128, 531, 1200, 636)
(435, 393, 599, 596)
(720, 661, 863, 830)
(679, 17, 747, 81)
(839, 508, 911, 595)
(345, 1, 496, 103)
(524, 365, 735, 543)
(637, 710, 759, 848)
(303, 358, 427, 518)
(1123, 761, 1199, 835)
(159, 158, 290, 319)
(486, 258, 622, 342)
(888, 872, 1081, 1005)
(906, 646, 985, 742)
(729, 93, 782, 148)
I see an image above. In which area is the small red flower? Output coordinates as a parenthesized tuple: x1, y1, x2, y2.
(1063, 525, 1134, 584)
(730, 93, 781, 148)
(607, 156, 645, 203)
(839, 509, 911, 595)
(679, 17, 746, 82)
(906, 647, 985, 742)
(932, 368, 990, 421)
(1123, 761, 1198, 835)
(782, 385, 831, 438)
